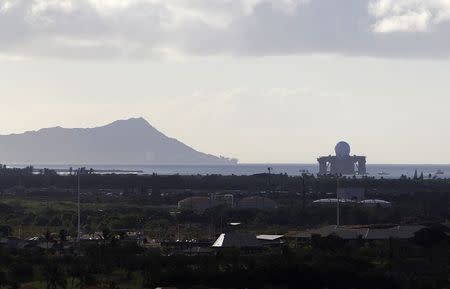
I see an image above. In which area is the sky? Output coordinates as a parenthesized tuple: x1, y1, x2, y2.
(1, 0, 450, 164)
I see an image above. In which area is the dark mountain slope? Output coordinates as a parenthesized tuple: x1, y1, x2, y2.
(0, 117, 237, 165)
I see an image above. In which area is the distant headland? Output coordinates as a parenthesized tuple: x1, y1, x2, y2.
(0, 117, 238, 165)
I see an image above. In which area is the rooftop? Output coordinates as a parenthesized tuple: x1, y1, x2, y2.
(292, 225, 426, 240)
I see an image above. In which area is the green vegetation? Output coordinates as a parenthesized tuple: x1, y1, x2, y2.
(0, 173, 449, 288)
(0, 232, 448, 289)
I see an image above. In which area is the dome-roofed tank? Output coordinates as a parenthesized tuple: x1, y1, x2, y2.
(178, 196, 212, 211)
(335, 141, 351, 158)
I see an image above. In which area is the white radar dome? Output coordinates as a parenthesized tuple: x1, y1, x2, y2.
(335, 141, 351, 157)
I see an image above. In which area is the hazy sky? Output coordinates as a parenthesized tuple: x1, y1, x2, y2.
(1, 0, 450, 164)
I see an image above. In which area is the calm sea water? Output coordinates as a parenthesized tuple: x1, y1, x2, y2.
(15, 164, 450, 178)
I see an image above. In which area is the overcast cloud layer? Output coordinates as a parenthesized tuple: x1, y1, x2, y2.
(1, 0, 450, 59)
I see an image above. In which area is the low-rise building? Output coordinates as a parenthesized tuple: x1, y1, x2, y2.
(237, 196, 278, 210)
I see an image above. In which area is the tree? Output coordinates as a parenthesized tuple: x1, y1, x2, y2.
(142, 265, 152, 289)
(9, 263, 34, 286)
(0, 225, 12, 237)
(59, 229, 68, 254)
(414, 227, 448, 248)
(106, 281, 118, 289)
(68, 261, 83, 289)
(0, 271, 7, 288)
(45, 229, 52, 251)
(43, 262, 67, 289)
(102, 227, 111, 246)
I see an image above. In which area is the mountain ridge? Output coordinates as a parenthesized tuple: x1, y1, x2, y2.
(0, 117, 238, 165)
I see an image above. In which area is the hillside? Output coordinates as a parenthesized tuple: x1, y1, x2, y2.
(0, 117, 237, 165)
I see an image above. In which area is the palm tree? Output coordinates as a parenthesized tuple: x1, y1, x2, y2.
(59, 229, 68, 255)
(101, 227, 111, 247)
(45, 229, 51, 252)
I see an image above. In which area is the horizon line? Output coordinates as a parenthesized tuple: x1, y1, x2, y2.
(6, 163, 450, 166)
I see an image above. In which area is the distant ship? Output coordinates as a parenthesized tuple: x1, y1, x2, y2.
(378, 171, 390, 176)
(435, 169, 444, 175)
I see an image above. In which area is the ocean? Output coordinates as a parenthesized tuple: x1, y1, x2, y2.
(12, 164, 450, 179)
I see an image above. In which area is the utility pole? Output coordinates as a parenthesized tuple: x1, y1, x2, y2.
(77, 168, 81, 243)
(267, 167, 273, 193)
(336, 177, 340, 227)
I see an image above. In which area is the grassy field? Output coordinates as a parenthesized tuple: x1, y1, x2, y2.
(1, 196, 203, 240)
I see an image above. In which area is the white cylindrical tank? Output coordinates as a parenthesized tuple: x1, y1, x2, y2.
(359, 199, 392, 208)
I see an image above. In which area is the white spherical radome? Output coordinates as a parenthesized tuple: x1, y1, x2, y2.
(335, 141, 351, 157)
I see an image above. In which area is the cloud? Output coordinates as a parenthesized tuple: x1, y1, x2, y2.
(369, 0, 450, 33)
(1, 0, 450, 59)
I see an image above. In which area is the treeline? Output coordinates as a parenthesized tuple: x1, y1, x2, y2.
(2, 173, 450, 194)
